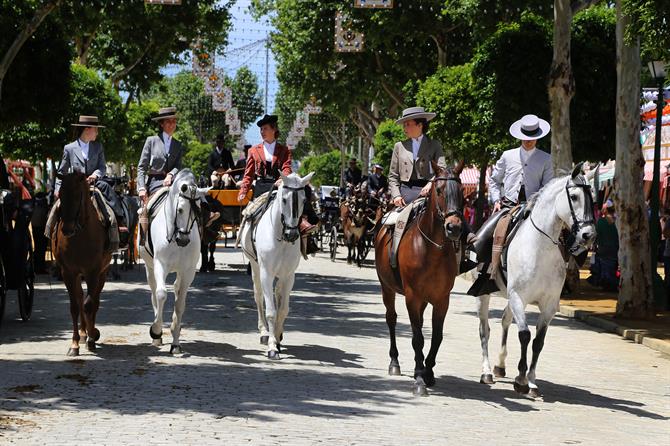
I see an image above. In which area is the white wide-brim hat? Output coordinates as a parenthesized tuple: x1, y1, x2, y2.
(71, 115, 105, 128)
(151, 106, 178, 121)
(509, 114, 550, 140)
(395, 106, 437, 125)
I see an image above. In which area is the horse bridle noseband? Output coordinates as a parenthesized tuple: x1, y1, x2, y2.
(166, 185, 199, 244)
(278, 184, 304, 238)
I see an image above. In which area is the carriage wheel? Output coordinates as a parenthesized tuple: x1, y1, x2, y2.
(0, 258, 6, 329)
(329, 226, 338, 261)
(18, 243, 34, 322)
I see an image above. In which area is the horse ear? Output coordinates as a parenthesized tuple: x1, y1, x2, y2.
(571, 162, 584, 179)
(301, 171, 315, 186)
(280, 172, 289, 184)
(585, 163, 600, 181)
(454, 159, 465, 175)
(430, 160, 441, 176)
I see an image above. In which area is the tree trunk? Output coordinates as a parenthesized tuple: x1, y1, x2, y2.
(548, 0, 575, 175)
(110, 41, 153, 86)
(0, 0, 62, 105)
(430, 33, 448, 68)
(614, 0, 654, 319)
(474, 163, 488, 230)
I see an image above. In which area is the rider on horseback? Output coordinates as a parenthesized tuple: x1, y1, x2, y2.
(48, 115, 127, 248)
(237, 114, 319, 255)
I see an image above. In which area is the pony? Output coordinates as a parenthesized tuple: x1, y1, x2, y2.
(51, 172, 112, 356)
(138, 169, 209, 354)
(475, 164, 595, 397)
(240, 172, 314, 359)
(375, 163, 464, 396)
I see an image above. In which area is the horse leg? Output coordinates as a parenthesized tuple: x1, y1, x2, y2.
(260, 267, 280, 359)
(494, 304, 513, 378)
(149, 262, 168, 346)
(508, 290, 531, 394)
(208, 241, 216, 271)
(83, 271, 106, 351)
(477, 295, 494, 384)
(251, 262, 269, 345)
(406, 296, 429, 396)
(346, 235, 353, 264)
(527, 308, 555, 398)
(424, 299, 449, 388)
(170, 269, 195, 355)
(63, 271, 83, 356)
(275, 272, 295, 353)
(382, 284, 400, 376)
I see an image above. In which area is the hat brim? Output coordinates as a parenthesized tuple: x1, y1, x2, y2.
(71, 123, 105, 128)
(509, 119, 551, 140)
(395, 112, 436, 125)
(151, 114, 178, 121)
(257, 117, 278, 127)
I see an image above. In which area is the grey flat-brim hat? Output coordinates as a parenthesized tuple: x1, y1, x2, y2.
(71, 115, 105, 128)
(151, 106, 178, 121)
(395, 106, 436, 125)
(509, 114, 550, 140)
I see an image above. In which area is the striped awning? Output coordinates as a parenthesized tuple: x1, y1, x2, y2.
(460, 167, 490, 185)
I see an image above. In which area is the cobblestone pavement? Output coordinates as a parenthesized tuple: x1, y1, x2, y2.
(1, 248, 668, 445)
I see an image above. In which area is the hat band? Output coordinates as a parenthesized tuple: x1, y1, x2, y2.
(402, 112, 427, 119)
(521, 126, 542, 137)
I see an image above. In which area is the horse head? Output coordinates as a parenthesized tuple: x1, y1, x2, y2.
(278, 171, 314, 243)
(430, 161, 464, 241)
(169, 169, 209, 247)
(57, 172, 88, 237)
(554, 162, 596, 250)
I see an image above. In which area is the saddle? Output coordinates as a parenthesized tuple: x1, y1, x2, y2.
(381, 198, 426, 269)
(140, 187, 170, 258)
(237, 191, 276, 261)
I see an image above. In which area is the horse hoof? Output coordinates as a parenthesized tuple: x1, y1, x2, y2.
(86, 340, 96, 352)
(152, 338, 163, 347)
(268, 350, 280, 360)
(513, 381, 530, 394)
(149, 327, 162, 340)
(67, 347, 79, 357)
(493, 366, 506, 378)
(480, 374, 495, 385)
(170, 345, 183, 355)
(260, 335, 269, 345)
(388, 365, 401, 376)
(91, 329, 101, 342)
(528, 388, 542, 399)
(277, 343, 281, 354)
(412, 378, 428, 397)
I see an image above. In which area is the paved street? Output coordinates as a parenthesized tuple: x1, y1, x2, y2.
(0, 248, 668, 445)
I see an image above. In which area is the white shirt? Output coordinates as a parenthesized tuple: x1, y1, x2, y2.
(163, 132, 172, 156)
(78, 139, 89, 160)
(411, 135, 424, 160)
(263, 140, 276, 162)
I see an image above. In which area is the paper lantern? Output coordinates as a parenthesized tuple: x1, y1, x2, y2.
(192, 42, 214, 78)
(335, 12, 364, 53)
(354, 0, 393, 8)
(295, 110, 309, 128)
(145, 0, 182, 4)
(204, 71, 223, 95)
(225, 107, 238, 125)
(212, 86, 233, 112)
(228, 119, 242, 136)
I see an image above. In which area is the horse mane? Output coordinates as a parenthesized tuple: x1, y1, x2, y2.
(526, 172, 587, 211)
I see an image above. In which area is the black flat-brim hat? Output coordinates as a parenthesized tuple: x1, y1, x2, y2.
(71, 115, 105, 128)
(152, 106, 178, 121)
(256, 114, 278, 127)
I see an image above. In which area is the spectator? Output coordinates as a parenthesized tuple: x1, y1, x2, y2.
(588, 199, 619, 291)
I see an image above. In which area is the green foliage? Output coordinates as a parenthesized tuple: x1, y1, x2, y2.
(299, 149, 341, 187)
(0, 0, 72, 127)
(472, 13, 553, 156)
(623, 0, 670, 62)
(183, 140, 211, 180)
(372, 120, 404, 173)
(0, 64, 126, 162)
(124, 100, 160, 166)
(571, 5, 617, 162)
(231, 66, 264, 130)
(415, 64, 488, 164)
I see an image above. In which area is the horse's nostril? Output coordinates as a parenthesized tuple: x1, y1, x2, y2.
(583, 232, 592, 240)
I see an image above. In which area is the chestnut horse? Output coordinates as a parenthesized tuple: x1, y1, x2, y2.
(375, 164, 464, 396)
(340, 199, 368, 266)
(52, 172, 112, 356)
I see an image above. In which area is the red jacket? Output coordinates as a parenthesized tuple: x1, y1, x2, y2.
(238, 142, 292, 197)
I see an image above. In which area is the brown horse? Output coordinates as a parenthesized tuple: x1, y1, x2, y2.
(340, 198, 368, 266)
(374, 164, 464, 396)
(52, 172, 112, 356)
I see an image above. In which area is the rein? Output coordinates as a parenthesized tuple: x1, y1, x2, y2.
(62, 185, 87, 237)
(418, 176, 463, 250)
(165, 187, 199, 244)
(277, 184, 304, 241)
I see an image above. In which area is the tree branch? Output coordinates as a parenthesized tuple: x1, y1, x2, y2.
(374, 52, 405, 108)
(571, 0, 602, 14)
(0, 0, 63, 104)
(110, 40, 153, 85)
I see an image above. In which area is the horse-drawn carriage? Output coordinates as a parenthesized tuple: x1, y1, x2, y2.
(0, 159, 36, 327)
(316, 185, 340, 260)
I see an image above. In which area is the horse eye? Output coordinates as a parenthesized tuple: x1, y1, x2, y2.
(178, 208, 183, 214)
(570, 194, 578, 201)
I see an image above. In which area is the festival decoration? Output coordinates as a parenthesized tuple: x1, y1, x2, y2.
(145, 0, 182, 4)
(225, 107, 238, 125)
(204, 70, 223, 95)
(191, 42, 214, 77)
(228, 119, 242, 136)
(295, 110, 309, 128)
(354, 0, 393, 8)
(212, 86, 233, 112)
(335, 12, 364, 53)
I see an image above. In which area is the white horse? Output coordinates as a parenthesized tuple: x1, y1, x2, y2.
(138, 169, 209, 354)
(240, 172, 314, 359)
(476, 164, 595, 397)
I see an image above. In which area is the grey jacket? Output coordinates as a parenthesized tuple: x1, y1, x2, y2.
(55, 140, 106, 193)
(388, 136, 447, 199)
(489, 147, 553, 204)
(137, 134, 185, 192)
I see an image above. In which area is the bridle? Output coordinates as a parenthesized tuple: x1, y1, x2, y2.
(61, 183, 86, 237)
(278, 184, 304, 239)
(418, 175, 464, 249)
(166, 184, 199, 244)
